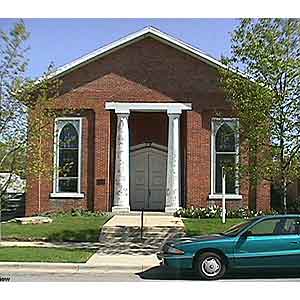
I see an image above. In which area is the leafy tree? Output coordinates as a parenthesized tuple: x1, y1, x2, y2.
(0, 20, 71, 216)
(221, 18, 300, 213)
(19, 67, 63, 214)
(0, 20, 29, 200)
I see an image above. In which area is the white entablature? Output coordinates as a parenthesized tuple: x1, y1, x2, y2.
(105, 102, 192, 114)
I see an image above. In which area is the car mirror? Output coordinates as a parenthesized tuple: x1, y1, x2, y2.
(242, 230, 252, 237)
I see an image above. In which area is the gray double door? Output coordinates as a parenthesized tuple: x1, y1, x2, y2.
(130, 144, 167, 211)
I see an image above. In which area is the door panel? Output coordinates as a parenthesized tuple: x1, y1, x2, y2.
(148, 152, 167, 210)
(235, 234, 300, 268)
(130, 145, 167, 211)
(234, 217, 300, 269)
(130, 151, 148, 210)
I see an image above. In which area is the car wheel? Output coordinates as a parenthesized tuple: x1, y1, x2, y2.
(195, 252, 226, 280)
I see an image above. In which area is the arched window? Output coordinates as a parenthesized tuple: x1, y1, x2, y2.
(213, 120, 239, 195)
(216, 124, 235, 153)
(59, 123, 79, 149)
(54, 118, 82, 194)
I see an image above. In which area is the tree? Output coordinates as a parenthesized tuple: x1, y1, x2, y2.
(19, 67, 63, 214)
(0, 20, 29, 200)
(220, 18, 300, 213)
(0, 20, 70, 217)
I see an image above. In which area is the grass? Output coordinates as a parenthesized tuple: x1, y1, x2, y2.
(183, 218, 245, 236)
(1, 215, 111, 242)
(0, 247, 95, 263)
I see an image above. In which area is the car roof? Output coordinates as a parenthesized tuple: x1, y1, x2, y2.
(253, 214, 300, 220)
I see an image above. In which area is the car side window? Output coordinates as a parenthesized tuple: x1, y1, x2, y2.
(248, 219, 281, 236)
(279, 218, 300, 235)
(248, 218, 300, 236)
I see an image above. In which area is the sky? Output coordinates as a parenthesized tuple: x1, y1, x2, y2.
(0, 18, 239, 78)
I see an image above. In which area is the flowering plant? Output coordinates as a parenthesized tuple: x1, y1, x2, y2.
(174, 206, 277, 219)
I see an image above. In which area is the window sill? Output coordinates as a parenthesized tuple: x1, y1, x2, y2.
(208, 194, 242, 200)
(50, 192, 85, 199)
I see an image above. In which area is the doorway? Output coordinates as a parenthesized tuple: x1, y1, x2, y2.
(130, 143, 167, 211)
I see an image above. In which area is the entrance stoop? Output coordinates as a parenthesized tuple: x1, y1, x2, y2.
(97, 215, 185, 255)
(111, 211, 175, 216)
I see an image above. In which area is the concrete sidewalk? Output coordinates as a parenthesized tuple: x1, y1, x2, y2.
(0, 254, 160, 274)
(85, 254, 160, 272)
(0, 215, 181, 273)
(0, 241, 101, 249)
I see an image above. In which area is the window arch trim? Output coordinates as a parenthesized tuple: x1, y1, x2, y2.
(51, 117, 84, 198)
(215, 123, 236, 153)
(58, 122, 79, 149)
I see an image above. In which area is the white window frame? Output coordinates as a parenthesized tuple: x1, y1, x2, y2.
(50, 117, 84, 198)
(209, 117, 242, 200)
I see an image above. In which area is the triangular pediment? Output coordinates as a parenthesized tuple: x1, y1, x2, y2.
(51, 26, 229, 79)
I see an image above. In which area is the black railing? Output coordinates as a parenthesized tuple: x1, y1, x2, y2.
(140, 209, 144, 241)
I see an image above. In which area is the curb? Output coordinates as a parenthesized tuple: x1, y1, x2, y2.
(0, 262, 159, 274)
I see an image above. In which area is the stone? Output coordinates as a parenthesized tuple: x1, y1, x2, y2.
(14, 216, 53, 225)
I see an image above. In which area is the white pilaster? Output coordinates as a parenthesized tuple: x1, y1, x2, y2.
(112, 113, 130, 213)
(165, 113, 181, 213)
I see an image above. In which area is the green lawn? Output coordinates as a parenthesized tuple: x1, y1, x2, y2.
(183, 218, 245, 236)
(0, 247, 95, 263)
(2, 215, 110, 242)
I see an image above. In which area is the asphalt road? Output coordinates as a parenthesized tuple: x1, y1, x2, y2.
(2, 266, 300, 282)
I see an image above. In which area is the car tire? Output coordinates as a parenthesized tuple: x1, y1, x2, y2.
(195, 252, 226, 280)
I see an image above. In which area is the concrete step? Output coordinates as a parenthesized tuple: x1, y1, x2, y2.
(99, 237, 184, 243)
(101, 225, 184, 229)
(100, 226, 185, 234)
(99, 232, 185, 238)
(99, 236, 185, 241)
(99, 223, 186, 240)
(111, 212, 174, 216)
(97, 215, 186, 254)
(97, 242, 161, 249)
(99, 232, 185, 242)
(99, 229, 185, 235)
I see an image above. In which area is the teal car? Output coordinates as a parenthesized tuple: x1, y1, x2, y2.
(157, 215, 300, 280)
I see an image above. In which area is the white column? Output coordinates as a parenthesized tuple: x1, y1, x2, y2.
(112, 113, 130, 213)
(165, 113, 181, 213)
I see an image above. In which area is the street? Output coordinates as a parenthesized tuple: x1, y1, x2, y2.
(2, 266, 300, 282)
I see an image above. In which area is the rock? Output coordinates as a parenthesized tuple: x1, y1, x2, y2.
(14, 216, 53, 225)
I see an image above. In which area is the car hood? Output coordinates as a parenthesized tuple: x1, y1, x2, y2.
(170, 234, 226, 246)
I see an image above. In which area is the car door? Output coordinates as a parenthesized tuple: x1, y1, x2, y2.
(234, 217, 300, 269)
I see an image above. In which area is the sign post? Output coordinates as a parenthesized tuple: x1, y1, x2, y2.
(222, 167, 226, 224)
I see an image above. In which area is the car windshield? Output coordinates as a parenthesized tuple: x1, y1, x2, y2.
(222, 220, 253, 236)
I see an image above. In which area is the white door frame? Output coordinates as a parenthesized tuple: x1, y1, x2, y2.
(105, 102, 192, 213)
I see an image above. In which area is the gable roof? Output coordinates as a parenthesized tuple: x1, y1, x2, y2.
(50, 26, 230, 78)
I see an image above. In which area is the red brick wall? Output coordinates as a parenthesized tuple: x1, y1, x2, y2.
(256, 180, 271, 211)
(26, 37, 271, 215)
(26, 111, 93, 215)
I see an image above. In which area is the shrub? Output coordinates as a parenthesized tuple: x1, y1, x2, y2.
(174, 205, 278, 219)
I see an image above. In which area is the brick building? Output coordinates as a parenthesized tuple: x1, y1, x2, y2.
(26, 26, 270, 216)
